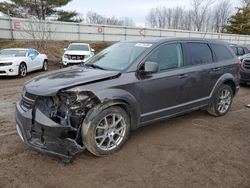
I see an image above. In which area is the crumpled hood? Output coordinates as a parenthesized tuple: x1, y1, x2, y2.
(25, 66, 120, 96)
(64, 50, 91, 56)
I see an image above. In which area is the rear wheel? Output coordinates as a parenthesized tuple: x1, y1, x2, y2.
(42, 60, 48, 71)
(207, 84, 233, 116)
(82, 106, 130, 156)
(18, 63, 27, 77)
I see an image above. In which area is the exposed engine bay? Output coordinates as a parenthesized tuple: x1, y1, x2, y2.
(35, 90, 101, 130)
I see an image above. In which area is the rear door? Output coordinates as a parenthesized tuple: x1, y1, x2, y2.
(182, 42, 217, 101)
(210, 43, 237, 79)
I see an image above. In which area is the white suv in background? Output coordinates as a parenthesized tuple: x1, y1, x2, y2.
(62, 43, 94, 66)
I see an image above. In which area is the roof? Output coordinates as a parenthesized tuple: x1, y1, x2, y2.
(122, 37, 228, 45)
(230, 44, 249, 48)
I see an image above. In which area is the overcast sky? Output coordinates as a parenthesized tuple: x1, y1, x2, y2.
(0, 0, 241, 26)
(62, 0, 241, 26)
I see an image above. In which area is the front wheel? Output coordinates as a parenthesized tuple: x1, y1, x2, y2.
(82, 106, 130, 156)
(42, 60, 48, 71)
(18, 63, 27, 77)
(207, 84, 233, 116)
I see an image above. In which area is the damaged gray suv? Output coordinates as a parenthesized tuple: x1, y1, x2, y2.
(16, 38, 240, 162)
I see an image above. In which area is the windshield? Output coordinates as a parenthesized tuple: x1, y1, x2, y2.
(68, 44, 89, 51)
(0, 49, 27, 57)
(85, 42, 152, 71)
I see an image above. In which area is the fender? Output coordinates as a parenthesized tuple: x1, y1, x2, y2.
(209, 73, 239, 99)
(83, 88, 140, 130)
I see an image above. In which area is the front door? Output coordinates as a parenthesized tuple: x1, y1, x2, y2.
(138, 43, 192, 122)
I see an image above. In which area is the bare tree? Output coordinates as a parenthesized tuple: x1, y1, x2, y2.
(146, 9, 158, 28)
(191, 0, 214, 31)
(212, 0, 232, 33)
(145, 0, 234, 33)
(86, 11, 135, 26)
(146, 6, 193, 30)
(21, 17, 57, 52)
(122, 17, 136, 27)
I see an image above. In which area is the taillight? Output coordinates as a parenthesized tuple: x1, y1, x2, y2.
(236, 59, 243, 70)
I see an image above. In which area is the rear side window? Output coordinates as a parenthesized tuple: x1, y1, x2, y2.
(211, 44, 234, 61)
(238, 47, 244, 56)
(231, 46, 238, 55)
(184, 43, 213, 66)
(243, 47, 249, 54)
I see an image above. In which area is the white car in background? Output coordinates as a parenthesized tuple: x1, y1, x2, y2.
(62, 43, 94, 66)
(0, 48, 48, 77)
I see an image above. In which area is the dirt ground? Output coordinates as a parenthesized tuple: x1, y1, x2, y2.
(0, 67, 250, 188)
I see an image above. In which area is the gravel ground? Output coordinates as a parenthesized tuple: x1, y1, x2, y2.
(0, 68, 249, 188)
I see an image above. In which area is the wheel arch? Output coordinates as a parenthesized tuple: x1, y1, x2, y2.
(20, 61, 27, 67)
(210, 73, 238, 98)
(83, 89, 140, 131)
(19, 61, 28, 72)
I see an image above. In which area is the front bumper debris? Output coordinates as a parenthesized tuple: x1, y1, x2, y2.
(15, 101, 85, 162)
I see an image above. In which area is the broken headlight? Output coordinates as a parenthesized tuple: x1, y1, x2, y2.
(35, 89, 100, 129)
(55, 89, 100, 128)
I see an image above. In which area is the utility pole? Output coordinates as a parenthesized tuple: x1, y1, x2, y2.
(8, 9, 14, 40)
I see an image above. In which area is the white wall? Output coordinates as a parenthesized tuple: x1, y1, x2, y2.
(0, 17, 250, 44)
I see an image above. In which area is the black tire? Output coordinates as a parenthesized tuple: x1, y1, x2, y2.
(18, 63, 27, 77)
(82, 106, 130, 156)
(207, 84, 233, 117)
(42, 60, 48, 71)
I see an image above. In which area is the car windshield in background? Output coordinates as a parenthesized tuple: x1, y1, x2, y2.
(68, 45, 89, 51)
(85, 42, 152, 71)
(0, 50, 27, 57)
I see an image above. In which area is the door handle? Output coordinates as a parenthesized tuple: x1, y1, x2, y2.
(213, 67, 221, 71)
(178, 74, 188, 79)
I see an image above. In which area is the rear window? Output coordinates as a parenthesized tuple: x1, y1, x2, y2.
(243, 47, 249, 54)
(211, 44, 234, 61)
(231, 46, 237, 55)
(238, 47, 244, 56)
(184, 43, 213, 66)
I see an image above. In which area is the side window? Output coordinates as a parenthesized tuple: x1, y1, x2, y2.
(243, 47, 249, 54)
(184, 43, 213, 66)
(146, 43, 183, 71)
(231, 46, 238, 55)
(238, 47, 244, 56)
(211, 44, 234, 61)
(33, 50, 39, 56)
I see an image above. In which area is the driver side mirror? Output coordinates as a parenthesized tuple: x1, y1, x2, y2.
(64, 48, 67, 51)
(91, 48, 95, 52)
(143, 61, 158, 73)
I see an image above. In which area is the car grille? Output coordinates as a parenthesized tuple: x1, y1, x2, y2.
(24, 91, 37, 100)
(21, 92, 37, 111)
(0, 63, 12, 67)
(68, 55, 85, 60)
(243, 60, 250, 70)
(0, 71, 6, 74)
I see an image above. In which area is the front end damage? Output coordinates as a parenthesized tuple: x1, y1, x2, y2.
(15, 88, 100, 162)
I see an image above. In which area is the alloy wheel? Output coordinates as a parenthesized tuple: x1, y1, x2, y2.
(217, 88, 232, 114)
(95, 113, 126, 151)
(20, 64, 27, 77)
